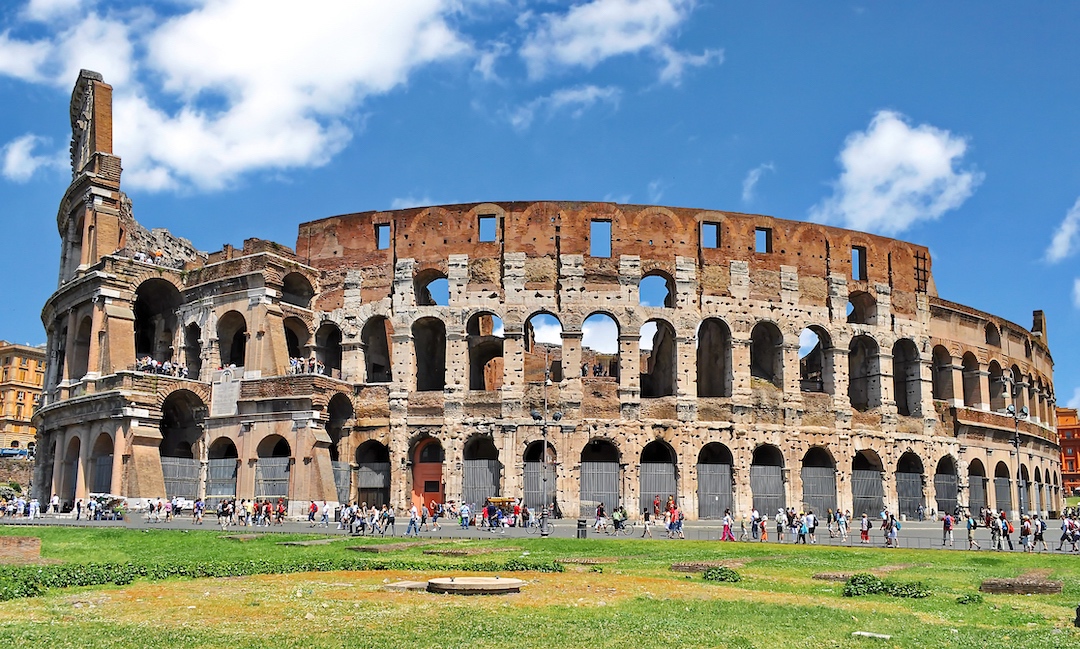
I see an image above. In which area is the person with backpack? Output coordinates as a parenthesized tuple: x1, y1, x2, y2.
(998, 511, 1014, 551)
(965, 511, 981, 550)
(942, 512, 954, 547)
(1033, 514, 1048, 552)
(1019, 515, 1033, 552)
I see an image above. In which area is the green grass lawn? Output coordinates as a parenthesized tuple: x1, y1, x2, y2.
(1, 527, 1078, 648)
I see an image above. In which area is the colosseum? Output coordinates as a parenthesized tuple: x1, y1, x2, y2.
(34, 71, 1062, 520)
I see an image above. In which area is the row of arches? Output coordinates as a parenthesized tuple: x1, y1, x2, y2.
(930, 346, 1055, 422)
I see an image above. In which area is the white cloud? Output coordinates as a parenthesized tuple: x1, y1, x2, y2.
(520, 0, 718, 84)
(1066, 386, 1080, 409)
(639, 321, 657, 350)
(475, 41, 510, 81)
(741, 162, 774, 203)
(391, 195, 436, 210)
(505, 84, 620, 131)
(1045, 197, 1080, 263)
(0, 134, 65, 182)
(23, 0, 84, 23)
(582, 315, 618, 354)
(1073, 278, 1080, 309)
(809, 110, 983, 235)
(647, 177, 669, 203)
(798, 328, 819, 359)
(532, 320, 563, 347)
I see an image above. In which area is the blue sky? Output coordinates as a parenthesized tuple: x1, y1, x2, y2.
(0, 1, 1078, 408)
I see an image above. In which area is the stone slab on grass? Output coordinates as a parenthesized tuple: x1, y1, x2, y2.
(384, 581, 429, 592)
(0, 536, 41, 562)
(979, 578, 1063, 595)
(559, 557, 618, 565)
(423, 547, 518, 557)
(219, 534, 259, 542)
(278, 539, 338, 546)
(347, 542, 428, 553)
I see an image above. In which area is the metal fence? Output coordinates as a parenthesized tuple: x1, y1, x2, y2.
(332, 461, 351, 504)
(356, 462, 390, 507)
(896, 471, 923, 519)
(934, 473, 958, 515)
(639, 462, 677, 516)
(851, 469, 884, 517)
(969, 475, 988, 514)
(462, 459, 501, 508)
(800, 466, 836, 515)
(749, 464, 784, 515)
(254, 458, 290, 501)
(206, 458, 237, 509)
(161, 457, 199, 500)
(696, 463, 733, 519)
(523, 461, 555, 511)
(994, 477, 1012, 513)
(91, 456, 112, 494)
(580, 461, 619, 515)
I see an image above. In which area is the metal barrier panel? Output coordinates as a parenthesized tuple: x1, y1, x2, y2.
(332, 461, 351, 504)
(462, 459, 501, 508)
(1034, 483, 1043, 514)
(523, 461, 555, 511)
(254, 457, 290, 501)
(639, 462, 677, 516)
(206, 458, 237, 509)
(851, 469, 884, 517)
(934, 473, 958, 515)
(1018, 480, 1029, 514)
(161, 457, 200, 500)
(91, 456, 112, 494)
(580, 461, 619, 515)
(896, 471, 923, 518)
(696, 463, 733, 519)
(356, 462, 390, 507)
(750, 465, 785, 516)
(800, 466, 836, 515)
(993, 477, 1012, 513)
(968, 476, 987, 514)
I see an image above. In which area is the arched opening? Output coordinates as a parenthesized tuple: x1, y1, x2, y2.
(847, 291, 877, 325)
(581, 313, 617, 381)
(412, 317, 446, 391)
(639, 271, 675, 307)
(984, 322, 1000, 347)
(462, 436, 502, 507)
(184, 323, 202, 379)
(410, 437, 444, 511)
(216, 311, 247, 368)
(931, 345, 953, 401)
(254, 435, 291, 503)
(283, 317, 309, 363)
(159, 390, 207, 501)
(987, 361, 1006, 412)
(327, 393, 353, 503)
(580, 439, 620, 515)
(750, 444, 785, 515)
(696, 318, 731, 397)
(993, 461, 1012, 514)
(961, 352, 981, 408)
(967, 459, 987, 515)
(89, 432, 113, 494)
(523, 440, 557, 511)
(206, 438, 238, 509)
(281, 272, 314, 309)
(69, 316, 92, 379)
(1033, 467, 1044, 515)
(934, 456, 958, 516)
(801, 447, 836, 515)
(361, 316, 393, 383)
(750, 321, 784, 389)
(415, 269, 449, 306)
(61, 436, 81, 507)
(315, 322, 343, 378)
(355, 440, 390, 508)
(895, 452, 924, 519)
(467, 312, 504, 391)
(1018, 464, 1031, 516)
(892, 338, 922, 417)
(525, 312, 564, 381)
(848, 335, 881, 412)
(639, 440, 677, 514)
(134, 279, 181, 363)
(798, 326, 833, 394)
(696, 443, 733, 519)
(1010, 365, 1026, 414)
(640, 319, 676, 398)
(852, 450, 884, 517)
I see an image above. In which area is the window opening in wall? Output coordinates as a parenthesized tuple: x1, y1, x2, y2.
(639, 272, 674, 307)
(525, 313, 563, 381)
(798, 327, 832, 394)
(851, 246, 867, 281)
(467, 313, 504, 390)
(984, 323, 1000, 347)
(846, 291, 876, 325)
(415, 271, 450, 306)
(696, 318, 732, 398)
(749, 321, 783, 389)
(412, 317, 446, 392)
(754, 227, 772, 253)
(848, 335, 881, 412)
(478, 214, 497, 242)
(892, 339, 922, 417)
(590, 220, 612, 258)
(701, 222, 720, 249)
(375, 223, 390, 250)
(361, 316, 393, 383)
(640, 319, 676, 398)
(581, 313, 618, 381)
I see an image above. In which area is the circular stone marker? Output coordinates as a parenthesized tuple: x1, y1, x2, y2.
(427, 577, 524, 595)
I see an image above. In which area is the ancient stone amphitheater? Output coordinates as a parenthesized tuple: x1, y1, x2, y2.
(34, 71, 1062, 520)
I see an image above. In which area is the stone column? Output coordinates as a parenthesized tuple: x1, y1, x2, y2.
(62, 310, 78, 382)
(85, 297, 106, 378)
(948, 359, 965, 408)
(74, 431, 90, 500)
(51, 434, 64, 499)
(977, 368, 991, 411)
(110, 425, 125, 495)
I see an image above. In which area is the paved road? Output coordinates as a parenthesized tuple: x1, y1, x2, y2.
(2, 513, 1074, 554)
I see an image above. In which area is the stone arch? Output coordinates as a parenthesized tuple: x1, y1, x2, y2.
(60, 434, 81, 506)
(750, 443, 785, 515)
(89, 431, 114, 494)
(217, 310, 247, 368)
(525, 311, 564, 381)
(987, 361, 1006, 411)
(847, 290, 877, 325)
(410, 436, 444, 510)
(895, 452, 925, 518)
(184, 322, 203, 378)
(412, 316, 446, 391)
(639, 270, 675, 308)
(985, 322, 1001, 347)
(851, 449, 884, 516)
(993, 461, 1012, 513)
(640, 318, 676, 398)
(283, 316, 310, 361)
(801, 446, 837, 515)
(961, 352, 981, 407)
(134, 278, 182, 363)
(326, 392, 353, 462)
(414, 268, 449, 306)
(361, 315, 393, 383)
(206, 437, 239, 508)
(281, 272, 314, 309)
(315, 321, 343, 377)
(523, 439, 557, 512)
(254, 435, 291, 503)
(750, 321, 784, 389)
(892, 338, 922, 417)
(462, 435, 502, 506)
(466, 311, 504, 391)
(931, 345, 953, 401)
(69, 315, 93, 379)
(696, 442, 734, 519)
(697, 318, 732, 398)
(934, 455, 959, 516)
(967, 458, 987, 514)
(580, 438, 620, 514)
(848, 335, 881, 412)
(159, 389, 207, 459)
(639, 439, 678, 515)
(798, 325, 834, 394)
(355, 440, 390, 508)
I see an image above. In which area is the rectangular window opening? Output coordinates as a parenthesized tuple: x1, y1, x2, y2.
(754, 227, 772, 253)
(852, 246, 867, 281)
(590, 220, 612, 258)
(701, 222, 720, 249)
(478, 214, 497, 242)
(423, 480, 440, 493)
(375, 223, 390, 250)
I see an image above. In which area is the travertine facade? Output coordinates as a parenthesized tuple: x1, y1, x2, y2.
(35, 71, 1062, 519)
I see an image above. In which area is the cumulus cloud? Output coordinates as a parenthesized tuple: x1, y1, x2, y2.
(22, 0, 84, 23)
(391, 195, 437, 210)
(798, 328, 819, 359)
(1074, 277, 1080, 309)
(530, 314, 564, 347)
(1, 134, 65, 182)
(647, 177, 669, 203)
(809, 110, 983, 235)
(741, 162, 774, 203)
(582, 315, 618, 354)
(1068, 386, 1080, 409)
(520, 0, 719, 84)
(1045, 197, 1080, 263)
(639, 321, 657, 350)
(505, 84, 620, 131)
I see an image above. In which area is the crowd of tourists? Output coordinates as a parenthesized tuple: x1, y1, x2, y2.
(289, 357, 326, 375)
(0, 496, 40, 518)
(135, 356, 190, 378)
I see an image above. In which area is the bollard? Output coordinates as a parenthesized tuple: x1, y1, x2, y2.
(576, 519, 588, 539)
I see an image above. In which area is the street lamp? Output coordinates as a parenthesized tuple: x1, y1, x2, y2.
(530, 360, 562, 538)
(1000, 373, 1029, 517)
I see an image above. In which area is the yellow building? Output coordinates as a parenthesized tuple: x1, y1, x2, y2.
(0, 341, 46, 454)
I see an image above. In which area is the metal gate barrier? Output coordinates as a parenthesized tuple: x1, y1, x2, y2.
(696, 463, 732, 519)
(934, 473, 958, 516)
(254, 457, 290, 501)
(332, 461, 351, 504)
(993, 477, 1012, 513)
(161, 457, 199, 500)
(580, 461, 619, 516)
(523, 461, 555, 512)
(800, 466, 836, 515)
(1034, 482, 1043, 514)
(462, 459, 501, 508)
(206, 458, 237, 509)
(851, 469, 883, 517)
(968, 475, 988, 514)
(750, 464, 785, 516)
(896, 471, 923, 518)
(640, 462, 677, 516)
(91, 456, 112, 493)
(1018, 480, 1029, 514)
(356, 462, 390, 507)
